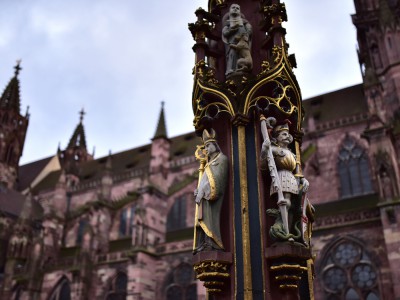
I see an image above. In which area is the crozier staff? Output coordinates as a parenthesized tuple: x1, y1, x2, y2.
(193, 129, 228, 254)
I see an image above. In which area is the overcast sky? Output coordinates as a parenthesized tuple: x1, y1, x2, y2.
(0, 0, 362, 165)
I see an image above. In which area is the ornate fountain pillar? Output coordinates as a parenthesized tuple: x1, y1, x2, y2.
(189, 1, 314, 299)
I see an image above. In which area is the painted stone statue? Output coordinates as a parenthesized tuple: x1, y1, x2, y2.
(222, 3, 253, 76)
(260, 117, 309, 242)
(193, 129, 228, 254)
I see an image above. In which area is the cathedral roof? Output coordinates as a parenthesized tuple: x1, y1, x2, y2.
(302, 84, 368, 127)
(18, 156, 54, 191)
(0, 62, 22, 112)
(20, 131, 201, 193)
(0, 187, 43, 219)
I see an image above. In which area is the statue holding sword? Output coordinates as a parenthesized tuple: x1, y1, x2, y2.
(260, 116, 309, 242)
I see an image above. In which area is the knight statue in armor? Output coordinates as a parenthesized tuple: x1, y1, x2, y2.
(260, 117, 310, 243)
(222, 4, 253, 77)
(193, 129, 228, 254)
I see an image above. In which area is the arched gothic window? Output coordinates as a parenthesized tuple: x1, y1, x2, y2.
(49, 277, 71, 300)
(12, 284, 22, 300)
(166, 195, 187, 232)
(320, 238, 380, 299)
(6, 144, 15, 164)
(106, 272, 127, 300)
(76, 219, 88, 246)
(119, 205, 135, 237)
(165, 263, 197, 300)
(338, 137, 373, 198)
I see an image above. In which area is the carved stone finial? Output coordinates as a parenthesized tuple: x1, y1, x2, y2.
(79, 108, 86, 123)
(14, 59, 22, 77)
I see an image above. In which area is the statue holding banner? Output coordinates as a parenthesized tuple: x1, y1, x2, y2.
(260, 116, 309, 242)
(193, 129, 228, 254)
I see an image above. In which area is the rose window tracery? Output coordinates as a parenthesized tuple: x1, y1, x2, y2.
(321, 240, 380, 299)
(351, 264, 377, 289)
(333, 243, 361, 267)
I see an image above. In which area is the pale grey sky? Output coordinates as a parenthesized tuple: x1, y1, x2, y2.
(0, 0, 361, 164)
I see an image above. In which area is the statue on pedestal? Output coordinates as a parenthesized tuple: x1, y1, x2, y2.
(193, 129, 228, 254)
(260, 117, 309, 242)
(222, 4, 253, 77)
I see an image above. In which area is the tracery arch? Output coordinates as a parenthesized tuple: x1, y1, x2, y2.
(48, 276, 71, 300)
(12, 284, 22, 300)
(105, 271, 128, 300)
(337, 136, 374, 198)
(166, 194, 188, 232)
(318, 237, 381, 299)
(164, 262, 197, 300)
(119, 204, 136, 237)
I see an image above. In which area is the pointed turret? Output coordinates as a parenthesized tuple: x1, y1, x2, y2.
(58, 109, 92, 175)
(152, 101, 168, 140)
(67, 109, 88, 150)
(149, 102, 170, 192)
(0, 61, 29, 189)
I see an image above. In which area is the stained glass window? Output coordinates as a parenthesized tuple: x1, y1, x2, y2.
(321, 239, 380, 299)
(49, 278, 71, 300)
(119, 209, 127, 237)
(106, 272, 127, 300)
(76, 219, 87, 246)
(338, 137, 373, 198)
(12, 285, 21, 300)
(167, 195, 187, 231)
(119, 205, 136, 237)
(165, 263, 197, 300)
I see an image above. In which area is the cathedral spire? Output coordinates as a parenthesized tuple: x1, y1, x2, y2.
(0, 60, 22, 112)
(153, 101, 168, 140)
(0, 60, 29, 188)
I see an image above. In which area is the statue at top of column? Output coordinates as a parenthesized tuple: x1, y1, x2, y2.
(222, 4, 253, 77)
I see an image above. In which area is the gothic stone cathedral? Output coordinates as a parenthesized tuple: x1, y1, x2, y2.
(0, 0, 400, 299)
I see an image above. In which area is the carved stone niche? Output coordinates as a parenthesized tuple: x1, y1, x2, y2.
(192, 251, 232, 294)
(266, 243, 312, 294)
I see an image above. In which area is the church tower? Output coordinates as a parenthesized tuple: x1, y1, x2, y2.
(0, 62, 29, 189)
(353, 1, 400, 298)
(353, 0, 400, 119)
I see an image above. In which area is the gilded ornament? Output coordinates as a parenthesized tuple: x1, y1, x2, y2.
(272, 45, 282, 64)
(195, 31, 206, 40)
(193, 259, 231, 294)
